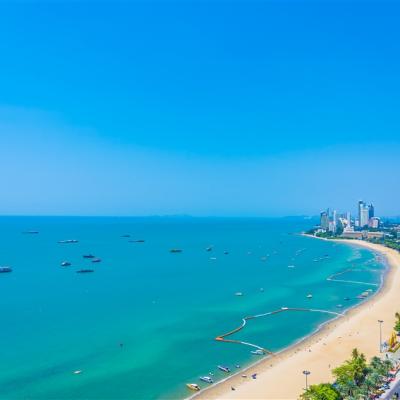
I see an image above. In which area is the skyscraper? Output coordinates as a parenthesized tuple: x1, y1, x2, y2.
(320, 210, 329, 230)
(368, 204, 375, 219)
(358, 200, 369, 228)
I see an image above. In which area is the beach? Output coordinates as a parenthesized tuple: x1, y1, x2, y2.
(194, 240, 400, 400)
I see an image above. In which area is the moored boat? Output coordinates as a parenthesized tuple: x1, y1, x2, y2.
(217, 365, 230, 373)
(186, 383, 200, 391)
(199, 376, 213, 384)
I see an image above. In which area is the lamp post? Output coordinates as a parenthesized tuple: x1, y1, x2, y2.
(378, 320, 384, 353)
(303, 370, 311, 390)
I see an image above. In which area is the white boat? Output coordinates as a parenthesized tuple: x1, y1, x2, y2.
(73, 370, 82, 375)
(235, 292, 243, 296)
(306, 294, 313, 299)
(287, 265, 295, 268)
(250, 349, 264, 355)
(200, 376, 213, 384)
(281, 307, 288, 310)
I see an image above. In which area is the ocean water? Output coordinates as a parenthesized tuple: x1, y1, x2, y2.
(0, 217, 386, 400)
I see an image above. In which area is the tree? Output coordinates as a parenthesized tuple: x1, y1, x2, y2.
(301, 383, 341, 400)
(395, 312, 400, 333)
(333, 348, 368, 397)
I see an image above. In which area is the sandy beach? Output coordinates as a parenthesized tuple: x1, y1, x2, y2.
(194, 239, 400, 400)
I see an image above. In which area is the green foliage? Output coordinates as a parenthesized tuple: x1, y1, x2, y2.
(395, 312, 400, 333)
(300, 383, 341, 400)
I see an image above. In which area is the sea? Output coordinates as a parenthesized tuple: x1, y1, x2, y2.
(0, 217, 386, 399)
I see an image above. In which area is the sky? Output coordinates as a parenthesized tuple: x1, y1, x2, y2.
(0, 1, 399, 217)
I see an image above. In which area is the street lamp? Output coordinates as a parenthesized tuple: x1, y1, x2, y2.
(378, 320, 384, 353)
(303, 370, 311, 390)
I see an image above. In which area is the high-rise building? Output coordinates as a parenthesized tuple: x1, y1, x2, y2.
(346, 211, 351, 226)
(358, 200, 370, 228)
(320, 210, 329, 230)
(368, 204, 375, 219)
(369, 217, 380, 229)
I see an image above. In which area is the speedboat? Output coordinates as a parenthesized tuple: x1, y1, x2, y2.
(83, 254, 95, 259)
(0, 266, 12, 273)
(186, 383, 200, 391)
(218, 365, 230, 373)
(250, 349, 264, 355)
(200, 376, 213, 384)
(76, 269, 94, 273)
(61, 261, 71, 267)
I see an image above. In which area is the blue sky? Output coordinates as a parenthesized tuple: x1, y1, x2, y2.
(0, 1, 399, 216)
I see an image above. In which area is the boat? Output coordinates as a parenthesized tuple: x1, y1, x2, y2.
(186, 383, 200, 391)
(209, 257, 217, 260)
(58, 239, 78, 244)
(83, 254, 95, 259)
(218, 365, 230, 373)
(0, 266, 12, 273)
(250, 349, 264, 355)
(22, 230, 39, 234)
(260, 288, 264, 292)
(76, 269, 94, 273)
(287, 265, 295, 268)
(235, 292, 243, 296)
(336, 304, 343, 308)
(121, 234, 131, 238)
(206, 246, 213, 252)
(344, 297, 351, 301)
(199, 376, 213, 384)
(92, 258, 102, 263)
(281, 307, 289, 310)
(129, 239, 145, 243)
(224, 251, 229, 255)
(170, 249, 182, 253)
(306, 294, 313, 299)
(73, 370, 82, 375)
(61, 261, 71, 267)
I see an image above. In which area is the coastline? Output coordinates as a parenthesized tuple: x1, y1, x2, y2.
(192, 239, 400, 400)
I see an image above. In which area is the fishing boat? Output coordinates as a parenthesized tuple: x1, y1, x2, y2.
(199, 376, 213, 384)
(0, 266, 12, 273)
(76, 269, 94, 273)
(61, 261, 71, 267)
(250, 349, 264, 355)
(186, 383, 200, 391)
(218, 365, 230, 373)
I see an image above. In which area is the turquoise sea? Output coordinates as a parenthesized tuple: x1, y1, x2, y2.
(0, 217, 386, 399)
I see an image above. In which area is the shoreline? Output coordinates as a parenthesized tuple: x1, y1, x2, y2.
(192, 238, 400, 400)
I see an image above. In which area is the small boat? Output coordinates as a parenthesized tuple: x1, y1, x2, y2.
(209, 257, 217, 260)
(218, 365, 230, 373)
(22, 230, 39, 234)
(61, 261, 71, 267)
(83, 254, 95, 259)
(129, 239, 145, 243)
(199, 376, 213, 384)
(73, 370, 82, 374)
(76, 269, 94, 273)
(235, 292, 243, 296)
(186, 383, 200, 391)
(170, 249, 182, 253)
(0, 266, 12, 273)
(250, 349, 264, 355)
(235, 364, 240, 368)
(306, 294, 313, 299)
(336, 304, 343, 308)
(92, 258, 102, 263)
(206, 246, 213, 252)
(344, 297, 351, 301)
(58, 239, 78, 244)
(287, 265, 295, 268)
(121, 234, 131, 238)
(281, 307, 289, 310)
(224, 251, 229, 255)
